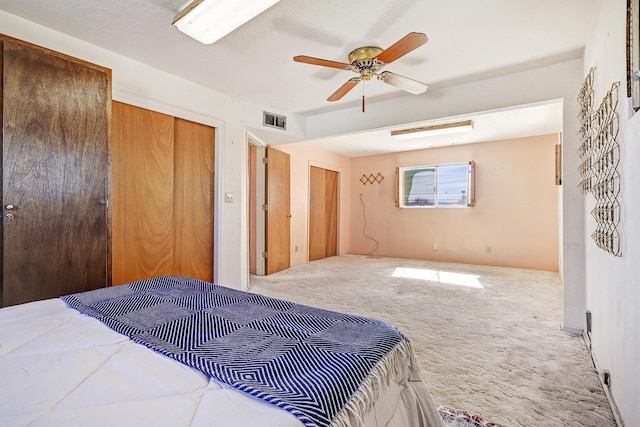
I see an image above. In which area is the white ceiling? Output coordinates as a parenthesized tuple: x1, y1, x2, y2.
(0, 0, 596, 156)
(303, 100, 564, 157)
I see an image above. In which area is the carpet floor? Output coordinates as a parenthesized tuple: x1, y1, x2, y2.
(249, 255, 616, 427)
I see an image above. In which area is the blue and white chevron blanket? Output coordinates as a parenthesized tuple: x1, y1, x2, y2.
(61, 276, 417, 427)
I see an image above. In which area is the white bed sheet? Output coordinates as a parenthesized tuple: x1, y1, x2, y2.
(0, 298, 443, 427)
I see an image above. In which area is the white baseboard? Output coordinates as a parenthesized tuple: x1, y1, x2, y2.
(562, 326, 583, 335)
(583, 334, 625, 427)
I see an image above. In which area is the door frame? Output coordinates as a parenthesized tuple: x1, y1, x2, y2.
(248, 133, 266, 276)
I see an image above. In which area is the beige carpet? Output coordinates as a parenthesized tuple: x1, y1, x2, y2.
(249, 255, 616, 427)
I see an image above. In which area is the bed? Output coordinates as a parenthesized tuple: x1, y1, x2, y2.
(0, 276, 443, 426)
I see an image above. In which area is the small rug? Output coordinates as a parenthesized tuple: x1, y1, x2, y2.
(438, 406, 506, 427)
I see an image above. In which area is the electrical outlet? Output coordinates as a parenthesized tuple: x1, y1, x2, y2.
(433, 243, 438, 251)
(486, 246, 492, 254)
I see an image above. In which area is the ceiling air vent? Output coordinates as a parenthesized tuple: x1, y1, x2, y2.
(263, 111, 286, 130)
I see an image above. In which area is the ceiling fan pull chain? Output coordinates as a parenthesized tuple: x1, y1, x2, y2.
(362, 82, 365, 113)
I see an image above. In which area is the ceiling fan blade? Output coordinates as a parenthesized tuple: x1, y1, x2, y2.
(293, 55, 350, 70)
(376, 32, 428, 64)
(378, 71, 428, 95)
(327, 78, 361, 101)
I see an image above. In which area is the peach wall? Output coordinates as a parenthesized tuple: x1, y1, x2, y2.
(350, 134, 560, 271)
(277, 143, 351, 267)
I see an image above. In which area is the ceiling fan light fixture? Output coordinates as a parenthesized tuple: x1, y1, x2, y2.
(172, 0, 281, 45)
(391, 120, 474, 139)
(378, 71, 428, 95)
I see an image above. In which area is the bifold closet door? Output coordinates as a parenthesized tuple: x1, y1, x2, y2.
(112, 102, 214, 285)
(2, 39, 110, 306)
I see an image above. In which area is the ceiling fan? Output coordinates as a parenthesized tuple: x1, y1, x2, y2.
(293, 32, 429, 106)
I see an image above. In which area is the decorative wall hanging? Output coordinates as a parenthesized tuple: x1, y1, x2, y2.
(577, 67, 595, 195)
(590, 82, 621, 256)
(360, 173, 384, 185)
(577, 67, 622, 256)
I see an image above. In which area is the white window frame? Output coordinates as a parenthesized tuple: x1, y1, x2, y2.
(396, 161, 475, 208)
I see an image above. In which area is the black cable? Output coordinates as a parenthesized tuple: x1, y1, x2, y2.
(359, 193, 379, 255)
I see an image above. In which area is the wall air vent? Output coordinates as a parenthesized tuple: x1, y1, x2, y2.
(263, 111, 286, 130)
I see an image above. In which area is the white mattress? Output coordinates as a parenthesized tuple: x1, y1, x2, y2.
(0, 298, 443, 426)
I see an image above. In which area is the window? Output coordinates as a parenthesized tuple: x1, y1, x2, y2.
(397, 161, 474, 208)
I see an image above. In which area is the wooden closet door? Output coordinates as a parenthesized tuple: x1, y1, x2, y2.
(173, 118, 215, 282)
(309, 166, 338, 262)
(325, 169, 339, 257)
(112, 104, 215, 285)
(2, 40, 110, 306)
(112, 102, 175, 285)
(309, 166, 327, 262)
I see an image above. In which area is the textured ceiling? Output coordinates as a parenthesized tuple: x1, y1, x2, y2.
(303, 101, 564, 157)
(0, 0, 596, 154)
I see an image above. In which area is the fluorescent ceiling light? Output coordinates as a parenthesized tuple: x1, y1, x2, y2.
(173, 0, 281, 45)
(391, 120, 474, 139)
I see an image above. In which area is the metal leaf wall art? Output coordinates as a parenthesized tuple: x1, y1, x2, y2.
(577, 68, 595, 195)
(577, 70, 622, 256)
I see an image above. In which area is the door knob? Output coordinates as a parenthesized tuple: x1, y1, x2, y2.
(5, 205, 15, 210)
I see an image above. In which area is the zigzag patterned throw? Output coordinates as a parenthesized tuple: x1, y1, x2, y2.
(61, 276, 415, 427)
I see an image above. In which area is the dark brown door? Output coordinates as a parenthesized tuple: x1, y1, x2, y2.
(2, 40, 109, 306)
(265, 146, 290, 275)
(309, 166, 338, 261)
